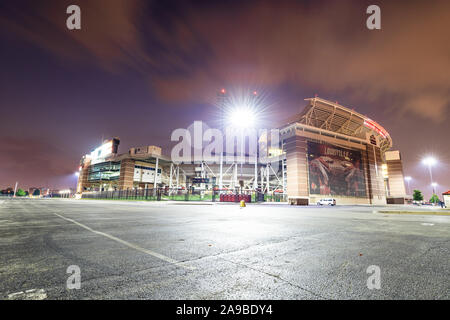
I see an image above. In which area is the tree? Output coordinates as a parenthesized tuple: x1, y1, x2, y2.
(1, 188, 14, 195)
(430, 194, 439, 204)
(15, 188, 26, 197)
(412, 189, 424, 202)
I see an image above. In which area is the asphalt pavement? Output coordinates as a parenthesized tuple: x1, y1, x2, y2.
(0, 198, 448, 300)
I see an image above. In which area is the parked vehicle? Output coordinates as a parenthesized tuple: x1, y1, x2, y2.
(317, 198, 336, 206)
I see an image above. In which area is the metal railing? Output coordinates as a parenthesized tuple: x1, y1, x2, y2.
(81, 188, 287, 203)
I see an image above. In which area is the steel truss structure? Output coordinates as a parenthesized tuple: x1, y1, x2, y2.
(284, 97, 392, 152)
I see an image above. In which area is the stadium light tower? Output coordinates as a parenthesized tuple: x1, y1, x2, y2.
(404, 176, 412, 195)
(422, 156, 437, 193)
(228, 108, 256, 128)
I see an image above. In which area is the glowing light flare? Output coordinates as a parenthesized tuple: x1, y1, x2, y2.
(214, 88, 272, 129)
(404, 176, 412, 181)
(363, 119, 388, 138)
(422, 157, 437, 166)
(228, 107, 256, 128)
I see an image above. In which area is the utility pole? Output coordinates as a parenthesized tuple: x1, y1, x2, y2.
(217, 89, 227, 192)
(13, 181, 18, 198)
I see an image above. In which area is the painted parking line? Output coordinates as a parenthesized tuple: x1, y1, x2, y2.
(7, 289, 47, 300)
(52, 212, 195, 270)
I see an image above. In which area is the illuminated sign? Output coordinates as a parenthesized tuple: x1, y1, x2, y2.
(90, 141, 113, 164)
(308, 141, 367, 197)
(364, 119, 388, 138)
(268, 148, 283, 157)
(192, 178, 210, 184)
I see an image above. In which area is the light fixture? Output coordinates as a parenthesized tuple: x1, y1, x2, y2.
(422, 157, 437, 166)
(228, 107, 256, 128)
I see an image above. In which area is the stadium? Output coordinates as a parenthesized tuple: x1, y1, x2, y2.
(76, 96, 407, 205)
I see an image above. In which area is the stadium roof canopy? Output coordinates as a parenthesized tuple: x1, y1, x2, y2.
(284, 97, 392, 152)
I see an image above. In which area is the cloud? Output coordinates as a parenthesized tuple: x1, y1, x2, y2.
(146, 0, 450, 122)
(0, 137, 75, 188)
(2, 0, 449, 121)
(0, 0, 152, 73)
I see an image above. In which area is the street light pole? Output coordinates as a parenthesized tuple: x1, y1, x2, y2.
(404, 176, 412, 195)
(432, 183, 438, 197)
(427, 165, 434, 193)
(422, 157, 437, 195)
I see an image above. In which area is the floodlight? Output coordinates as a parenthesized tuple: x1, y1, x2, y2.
(422, 157, 437, 166)
(228, 107, 256, 128)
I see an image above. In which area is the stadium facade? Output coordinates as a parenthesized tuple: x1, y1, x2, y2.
(76, 97, 408, 205)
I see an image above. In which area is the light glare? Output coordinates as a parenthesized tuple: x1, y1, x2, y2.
(422, 156, 437, 166)
(229, 108, 255, 128)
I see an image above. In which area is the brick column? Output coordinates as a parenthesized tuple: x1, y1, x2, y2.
(365, 144, 386, 204)
(118, 159, 135, 190)
(76, 166, 90, 193)
(386, 158, 406, 197)
(285, 135, 309, 204)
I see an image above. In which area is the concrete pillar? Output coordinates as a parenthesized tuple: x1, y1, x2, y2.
(365, 144, 386, 205)
(118, 158, 135, 190)
(385, 151, 407, 196)
(153, 157, 159, 195)
(284, 135, 309, 204)
(76, 165, 90, 193)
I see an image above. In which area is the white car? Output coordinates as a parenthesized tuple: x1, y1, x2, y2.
(317, 198, 336, 206)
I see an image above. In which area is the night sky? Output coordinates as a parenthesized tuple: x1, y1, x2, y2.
(0, 0, 449, 198)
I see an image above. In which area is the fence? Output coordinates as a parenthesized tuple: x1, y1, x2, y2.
(81, 188, 287, 203)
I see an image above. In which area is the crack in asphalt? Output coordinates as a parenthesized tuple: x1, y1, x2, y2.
(218, 256, 329, 300)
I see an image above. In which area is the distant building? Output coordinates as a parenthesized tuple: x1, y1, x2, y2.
(280, 97, 406, 204)
(28, 187, 45, 197)
(76, 97, 408, 205)
(443, 190, 450, 207)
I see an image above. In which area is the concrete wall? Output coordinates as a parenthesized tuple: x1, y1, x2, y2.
(385, 151, 407, 197)
(283, 132, 384, 205)
(310, 196, 370, 205)
(365, 144, 387, 205)
(444, 194, 450, 208)
(284, 135, 309, 203)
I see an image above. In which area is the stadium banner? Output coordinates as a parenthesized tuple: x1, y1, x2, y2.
(307, 141, 366, 197)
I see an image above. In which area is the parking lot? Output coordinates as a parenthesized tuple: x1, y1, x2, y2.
(0, 198, 448, 299)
